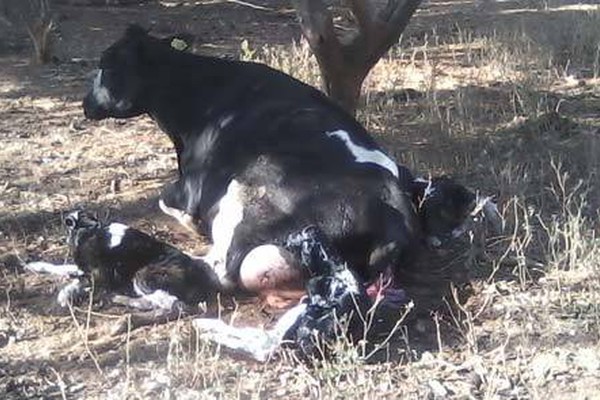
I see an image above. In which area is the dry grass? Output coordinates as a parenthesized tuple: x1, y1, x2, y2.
(2, 1, 600, 398)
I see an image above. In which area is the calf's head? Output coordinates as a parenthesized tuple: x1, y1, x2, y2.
(64, 210, 102, 250)
(413, 177, 476, 246)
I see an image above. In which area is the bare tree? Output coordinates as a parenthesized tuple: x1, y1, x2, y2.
(293, 0, 422, 114)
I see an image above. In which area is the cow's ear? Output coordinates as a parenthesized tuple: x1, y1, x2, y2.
(123, 24, 151, 63)
(125, 24, 149, 40)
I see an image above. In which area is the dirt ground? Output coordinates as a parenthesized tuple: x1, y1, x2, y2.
(1, 0, 600, 398)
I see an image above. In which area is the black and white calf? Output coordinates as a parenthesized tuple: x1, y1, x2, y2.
(27, 211, 220, 312)
(82, 26, 496, 306)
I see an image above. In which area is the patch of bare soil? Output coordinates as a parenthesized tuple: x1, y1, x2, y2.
(2, 0, 600, 398)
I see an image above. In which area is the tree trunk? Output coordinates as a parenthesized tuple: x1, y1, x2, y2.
(294, 0, 423, 115)
(322, 67, 365, 114)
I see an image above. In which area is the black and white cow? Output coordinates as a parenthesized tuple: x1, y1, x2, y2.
(81, 26, 481, 306)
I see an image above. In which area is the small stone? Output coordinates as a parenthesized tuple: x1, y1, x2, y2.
(531, 353, 556, 381)
(575, 349, 600, 372)
(494, 377, 512, 393)
(428, 379, 448, 398)
(421, 351, 435, 363)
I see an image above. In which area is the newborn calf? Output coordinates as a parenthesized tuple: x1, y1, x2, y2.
(194, 226, 380, 362)
(29, 211, 220, 313)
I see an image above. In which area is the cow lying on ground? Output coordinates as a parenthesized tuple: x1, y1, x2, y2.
(81, 26, 494, 306)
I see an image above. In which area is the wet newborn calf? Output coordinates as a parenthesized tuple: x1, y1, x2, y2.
(41, 211, 220, 312)
(194, 226, 379, 362)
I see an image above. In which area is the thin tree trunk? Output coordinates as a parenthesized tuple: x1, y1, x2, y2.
(294, 0, 423, 115)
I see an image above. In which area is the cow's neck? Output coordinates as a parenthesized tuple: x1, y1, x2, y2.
(146, 58, 237, 173)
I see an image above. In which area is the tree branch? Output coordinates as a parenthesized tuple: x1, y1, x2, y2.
(292, 0, 341, 58)
(357, 0, 422, 68)
(293, 0, 346, 93)
(347, 0, 373, 32)
(293, 0, 422, 113)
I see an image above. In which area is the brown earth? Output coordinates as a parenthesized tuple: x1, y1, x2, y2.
(1, 0, 600, 398)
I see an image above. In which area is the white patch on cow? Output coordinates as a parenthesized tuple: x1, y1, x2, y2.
(57, 279, 84, 308)
(25, 262, 83, 277)
(219, 114, 235, 129)
(333, 268, 360, 295)
(92, 69, 112, 106)
(67, 210, 79, 223)
(133, 279, 146, 297)
(201, 179, 245, 285)
(108, 223, 128, 248)
(312, 265, 361, 306)
(326, 130, 399, 178)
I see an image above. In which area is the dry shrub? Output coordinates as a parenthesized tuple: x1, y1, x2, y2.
(240, 38, 321, 89)
(1, 0, 56, 63)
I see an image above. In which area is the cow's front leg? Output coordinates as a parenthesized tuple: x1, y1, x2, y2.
(158, 198, 201, 236)
(25, 261, 83, 277)
(158, 179, 204, 236)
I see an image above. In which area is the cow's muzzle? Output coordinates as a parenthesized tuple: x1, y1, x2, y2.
(82, 93, 109, 120)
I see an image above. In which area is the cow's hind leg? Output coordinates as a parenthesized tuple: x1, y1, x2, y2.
(194, 302, 308, 362)
(110, 285, 186, 335)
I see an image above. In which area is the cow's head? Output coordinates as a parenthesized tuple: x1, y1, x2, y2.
(413, 177, 476, 246)
(83, 25, 186, 120)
